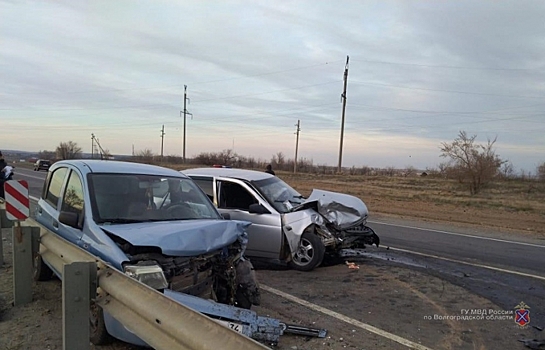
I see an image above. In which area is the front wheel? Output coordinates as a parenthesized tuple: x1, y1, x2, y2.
(288, 232, 325, 272)
(33, 253, 53, 281)
(90, 302, 113, 345)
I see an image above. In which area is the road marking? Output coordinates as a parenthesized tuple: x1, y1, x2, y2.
(388, 246, 545, 281)
(30, 195, 39, 202)
(369, 220, 545, 248)
(14, 172, 46, 181)
(261, 284, 434, 350)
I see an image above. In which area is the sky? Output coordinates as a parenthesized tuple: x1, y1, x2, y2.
(1, 1, 544, 173)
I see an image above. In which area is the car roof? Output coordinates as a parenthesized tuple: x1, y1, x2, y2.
(183, 167, 274, 181)
(51, 159, 188, 178)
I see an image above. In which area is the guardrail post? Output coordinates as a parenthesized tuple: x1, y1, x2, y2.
(63, 261, 96, 350)
(12, 225, 39, 305)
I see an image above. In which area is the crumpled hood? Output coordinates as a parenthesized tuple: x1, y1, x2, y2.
(100, 219, 250, 256)
(298, 189, 368, 230)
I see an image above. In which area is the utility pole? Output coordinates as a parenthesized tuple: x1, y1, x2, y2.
(294, 120, 301, 173)
(91, 134, 94, 159)
(160, 125, 165, 161)
(337, 55, 349, 174)
(91, 134, 107, 159)
(181, 85, 193, 163)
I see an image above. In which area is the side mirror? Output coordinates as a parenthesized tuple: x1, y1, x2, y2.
(220, 212, 231, 220)
(249, 203, 270, 214)
(59, 211, 81, 229)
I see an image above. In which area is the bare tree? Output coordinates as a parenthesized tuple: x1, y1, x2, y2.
(134, 149, 154, 163)
(56, 141, 82, 160)
(499, 161, 515, 180)
(537, 162, 545, 182)
(38, 150, 56, 160)
(440, 131, 505, 195)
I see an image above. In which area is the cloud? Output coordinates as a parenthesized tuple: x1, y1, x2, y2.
(1, 0, 544, 172)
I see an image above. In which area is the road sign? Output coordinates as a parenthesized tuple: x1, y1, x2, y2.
(5, 180, 30, 221)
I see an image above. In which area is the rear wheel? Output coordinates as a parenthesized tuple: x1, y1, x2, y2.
(288, 232, 325, 271)
(33, 254, 53, 281)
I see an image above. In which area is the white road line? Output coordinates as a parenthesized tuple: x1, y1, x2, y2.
(388, 246, 545, 281)
(14, 172, 46, 181)
(369, 220, 545, 248)
(261, 284, 434, 350)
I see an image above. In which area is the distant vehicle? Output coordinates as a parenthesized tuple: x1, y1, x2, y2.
(33, 159, 51, 171)
(182, 168, 380, 271)
(34, 160, 259, 346)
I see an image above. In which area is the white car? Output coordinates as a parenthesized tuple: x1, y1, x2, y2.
(183, 168, 380, 271)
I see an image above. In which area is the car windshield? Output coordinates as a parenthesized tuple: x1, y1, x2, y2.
(252, 176, 305, 213)
(89, 173, 221, 224)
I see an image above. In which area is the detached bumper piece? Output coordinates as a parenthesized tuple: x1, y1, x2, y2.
(165, 290, 327, 344)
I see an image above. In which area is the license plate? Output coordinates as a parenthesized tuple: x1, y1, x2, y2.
(216, 320, 244, 334)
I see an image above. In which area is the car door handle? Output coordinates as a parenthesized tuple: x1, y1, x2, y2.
(53, 221, 59, 228)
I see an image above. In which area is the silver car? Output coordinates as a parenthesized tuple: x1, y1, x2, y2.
(183, 168, 380, 271)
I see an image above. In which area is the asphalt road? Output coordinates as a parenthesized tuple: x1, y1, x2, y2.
(370, 220, 545, 278)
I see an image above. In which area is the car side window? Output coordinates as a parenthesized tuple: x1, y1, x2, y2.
(45, 168, 69, 208)
(218, 182, 257, 210)
(61, 171, 84, 216)
(190, 177, 214, 201)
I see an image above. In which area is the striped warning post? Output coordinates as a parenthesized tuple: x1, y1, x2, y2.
(5, 180, 30, 221)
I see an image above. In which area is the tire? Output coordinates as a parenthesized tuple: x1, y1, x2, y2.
(90, 302, 113, 345)
(33, 253, 53, 281)
(288, 232, 325, 272)
(235, 288, 252, 309)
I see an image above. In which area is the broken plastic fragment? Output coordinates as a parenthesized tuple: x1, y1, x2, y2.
(345, 261, 359, 269)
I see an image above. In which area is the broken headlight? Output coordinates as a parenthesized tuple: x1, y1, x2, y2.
(124, 264, 168, 290)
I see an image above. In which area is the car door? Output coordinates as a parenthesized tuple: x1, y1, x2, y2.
(215, 177, 283, 259)
(36, 166, 85, 244)
(36, 166, 70, 235)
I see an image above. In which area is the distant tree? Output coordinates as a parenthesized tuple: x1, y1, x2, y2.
(440, 131, 505, 195)
(38, 150, 56, 160)
(219, 149, 237, 165)
(271, 152, 285, 170)
(56, 141, 82, 160)
(499, 161, 515, 180)
(537, 162, 545, 182)
(134, 149, 154, 162)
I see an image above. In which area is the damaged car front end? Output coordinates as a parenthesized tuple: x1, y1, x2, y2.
(266, 188, 380, 270)
(34, 160, 260, 347)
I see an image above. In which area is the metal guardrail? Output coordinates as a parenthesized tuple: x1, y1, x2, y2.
(1, 210, 269, 350)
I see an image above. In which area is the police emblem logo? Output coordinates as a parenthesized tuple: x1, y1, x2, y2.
(514, 301, 530, 327)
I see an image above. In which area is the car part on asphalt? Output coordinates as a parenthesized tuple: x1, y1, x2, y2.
(165, 290, 327, 344)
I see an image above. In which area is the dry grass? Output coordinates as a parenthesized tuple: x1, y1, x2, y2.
(276, 172, 545, 236)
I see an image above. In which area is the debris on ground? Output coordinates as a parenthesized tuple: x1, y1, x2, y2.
(518, 338, 545, 349)
(345, 261, 359, 270)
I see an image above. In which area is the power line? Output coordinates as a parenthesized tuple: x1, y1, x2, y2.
(1, 61, 343, 96)
(350, 58, 544, 72)
(350, 80, 545, 100)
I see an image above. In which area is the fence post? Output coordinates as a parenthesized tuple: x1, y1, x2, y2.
(63, 261, 96, 350)
(12, 225, 36, 305)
